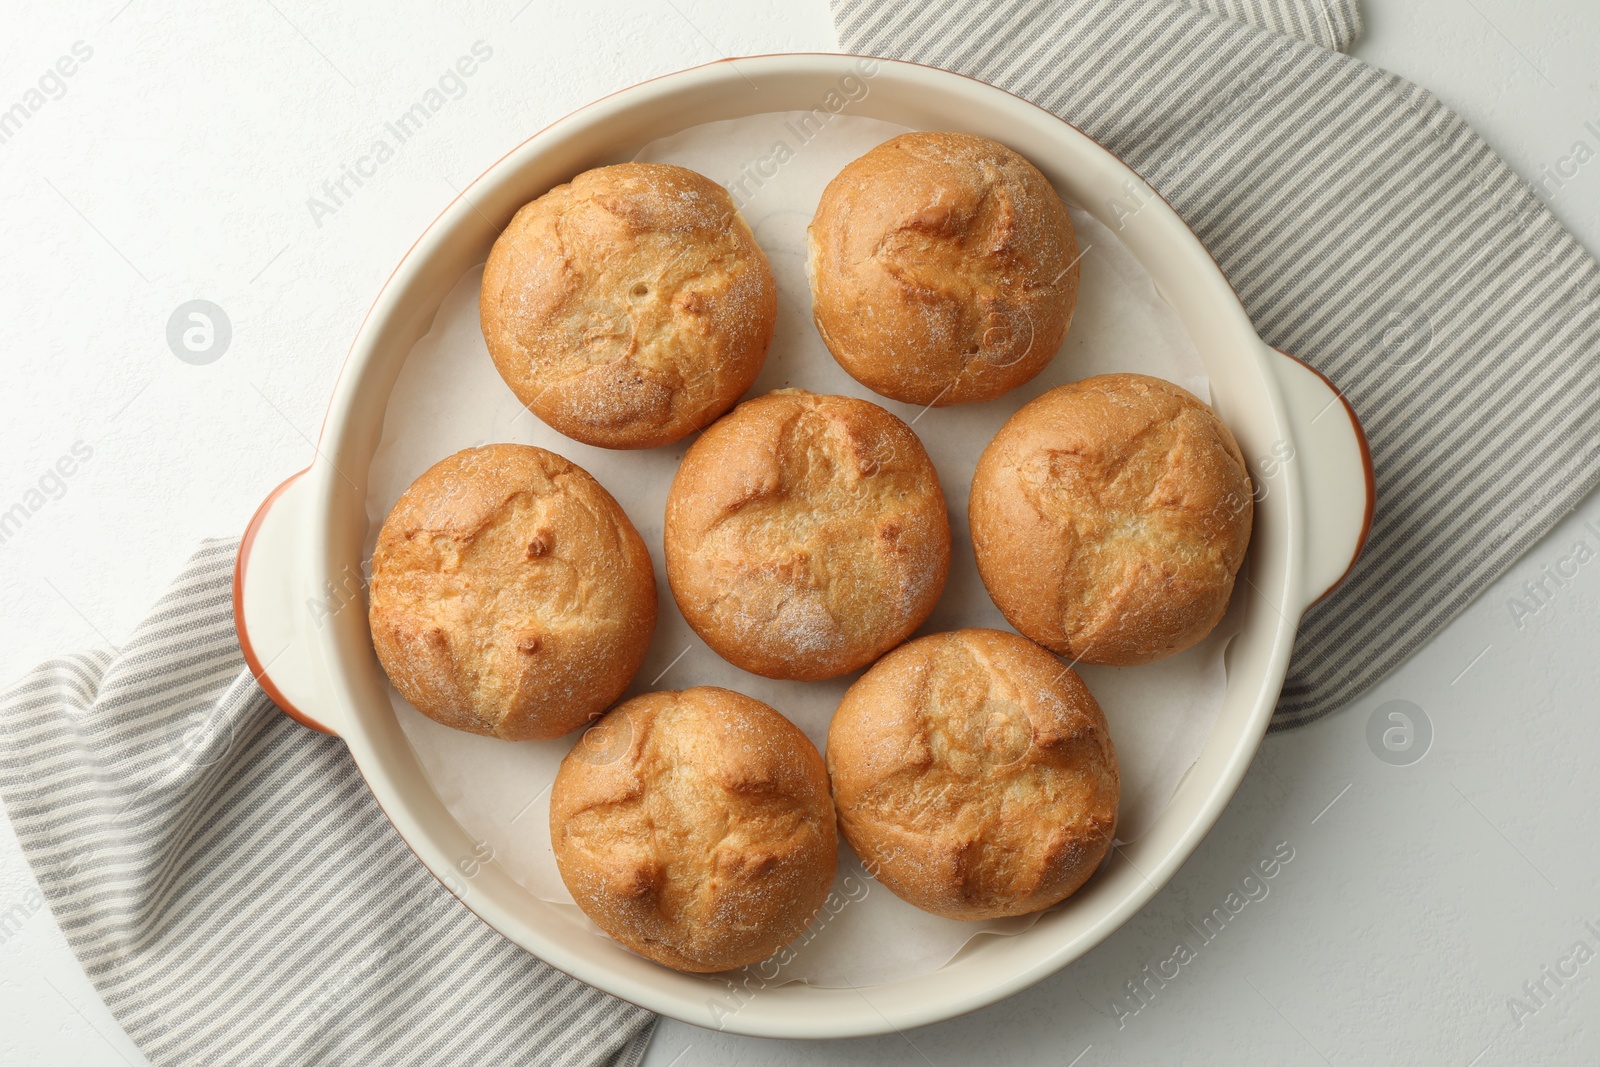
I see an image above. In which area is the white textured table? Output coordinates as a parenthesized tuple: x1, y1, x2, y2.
(2, 2, 1596, 1064)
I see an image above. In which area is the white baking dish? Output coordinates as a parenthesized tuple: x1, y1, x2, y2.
(233, 54, 1373, 1039)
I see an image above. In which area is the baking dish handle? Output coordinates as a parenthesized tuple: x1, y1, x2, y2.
(1268, 347, 1375, 611)
(233, 470, 344, 736)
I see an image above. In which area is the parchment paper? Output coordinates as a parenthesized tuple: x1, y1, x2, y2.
(364, 112, 1238, 988)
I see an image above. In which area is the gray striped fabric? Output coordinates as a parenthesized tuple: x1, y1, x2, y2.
(835, 0, 1600, 728)
(1185, 0, 1360, 51)
(0, 540, 654, 1066)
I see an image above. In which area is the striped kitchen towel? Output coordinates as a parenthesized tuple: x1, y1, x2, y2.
(834, 0, 1600, 727)
(0, 540, 654, 1067)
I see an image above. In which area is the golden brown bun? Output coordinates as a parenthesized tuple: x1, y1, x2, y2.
(970, 374, 1252, 666)
(481, 162, 777, 449)
(551, 686, 837, 972)
(827, 629, 1117, 920)
(368, 444, 657, 741)
(663, 390, 950, 680)
(807, 132, 1079, 407)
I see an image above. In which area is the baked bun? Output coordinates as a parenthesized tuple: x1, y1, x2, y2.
(807, 132, 1079, 406)
(827, 629, 1118, 920)
(970, 373, 1252, 666)
(551, 686, 837, 972)
(664, 390, 950, 680)
(481, 162, 777, 449)
(368, 444, 657, 741)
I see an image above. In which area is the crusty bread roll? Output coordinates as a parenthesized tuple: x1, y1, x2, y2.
(807, 132, 1079, 407)
(368, 444, 657, 741)
(663, 389, 950, 680)
(551, 686, 837, 972)
(481, 162, 777, 449)
(827, 629, 1118, 920)
(970, 373, 1253, 666)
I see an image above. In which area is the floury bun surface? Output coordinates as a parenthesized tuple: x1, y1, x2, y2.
(368, 444, 657, 741)
(550, 686, 837, 973)
(480, 162, 777, 450)
(827, 629, 1119, 920)
(970, 373, 1253, 666)
(807, 131, 1080, 407)
(663, 389, 951, 681)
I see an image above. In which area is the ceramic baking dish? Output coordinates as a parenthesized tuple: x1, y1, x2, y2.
(233, 53, 1373, 1039)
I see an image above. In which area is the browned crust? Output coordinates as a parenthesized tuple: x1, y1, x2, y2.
(550, 686, 837, 972)
(663, 390, 951, 680)
(827, 629, 1118, 920)
(970, 374, 1253, 666)
(481, 162, 777, 449)
(368, 444, 657, 740)
(807, 131, 1079, 407)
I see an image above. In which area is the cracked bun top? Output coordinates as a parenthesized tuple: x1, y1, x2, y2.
(368, 444, 657, 741)
(550, 686, 837, 973)
(663, 389, 951, 681)
(481, 162, 777, 449)
(827, 628, 1118, 921)
(970, 373, 1253, 666)
(807, 131, 1079, 407)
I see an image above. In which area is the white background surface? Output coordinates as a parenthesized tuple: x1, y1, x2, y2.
(1, 1, 1597, 1064)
